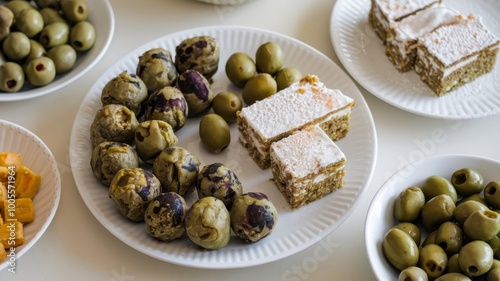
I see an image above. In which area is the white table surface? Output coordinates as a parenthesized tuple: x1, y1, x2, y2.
(1, 0, 499, 280)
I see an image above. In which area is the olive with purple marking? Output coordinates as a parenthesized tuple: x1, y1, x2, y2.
(134, 120, 178, 164)
(177, 69, 214, 117)
(109, 168, 161, 222)
(145, 86, 188, 131)
(175, 35, 220, 80)
(197, 163, 243, 210)
(136, 48, 178, 93)
(90, 104, 139, 147)
(90, 141, 139, 186)
(101, 71, 149, 118)
(144, 192, 188, 242)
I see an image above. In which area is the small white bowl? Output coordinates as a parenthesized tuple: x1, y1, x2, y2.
(365, 154, 500, 280)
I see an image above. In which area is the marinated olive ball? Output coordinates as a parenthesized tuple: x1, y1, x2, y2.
(39, 21, 70, 49)
(109, 168, 161, 222)
(230, 192, 278, 243)
(0, 6, 14, 41)
(25, 56, 56, 86)
(485, 181, 500, 209)
(451, 168, 484, 196)
(15, 8, 44, 38)
(436, 221, 463, 256)
(394, 222, 421, 246)
(463, 210, 500, 241)
(134, 120, 178, 163)
(90, 141, 139, 186)
(197, 163, 243, 209)
(199, 114, 230, 154)
(177, 69, 214, 117)
(434, 273, 471, 281)
(242, 73, 277, 105)
(3, 31, 31, 61)
(421, 194, 456, 232)
(394, 186, 425, 222)
(144, 192, 188, 242)
(69, 20, 95, 52)
(419, 244, 447, 280)
(136, 48, 178, 93)
(0, 62, 25, 93)
(90, 104, 139, 147)
(145, 86, 188, 131)
(60, 0, 88, 22)
(458, 240, 494, 277)
(383, 227, 419, 271)
(422, 175, 458, 203)
(453, 200, 488, 225)
(101, 71, 149, 117)
(24, 39, 47, 66)
(152, 146, 200, 197)
(185, 196, 230, 250)
(212, 91, 242, 123)
(46, 44, 77, 74)
(275, 67, 302, 91)
(225, 52, 256, 88)
(175, 35, 220, 80)
(255, 41, 284, 76)
(398, 266, 428, 281)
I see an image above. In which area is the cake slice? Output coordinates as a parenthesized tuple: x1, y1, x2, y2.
(369, 0, 441, 42)
(237, 74, 354, 169)
(385, 6, 460, 72)
(270, 125, 346, 209)
(415, 15, 500, 96)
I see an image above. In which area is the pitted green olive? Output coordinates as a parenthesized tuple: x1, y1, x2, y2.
(485, 181, 500, 209)
(394, 222, 421, 246)
(422, 231, 437, 248)
(2, 31, 31, 61)
(4, 1, 33, 17)
(463, 210, 500, 241)
(394, 186, 425, 222)
(458, 240, 494, 277)
(275, 67, 302, 91)
(382, 228, 419, 271)
(451, 168, 484, 196)
(421, 194, 456, 232)
(255, 41, 284, 76)
(419, 244, 448, 280)
(47, 44, 77, 74)
(458, 193, 488, 206)
(447, 254, 461, 274)
(15, 8, 44, 38)
(69, 20, 95, 52)
(398, 266, 428, 281)
(39, 21, 70, 49)
(225, 52, 256, 88)
(242, 73, 277, 105)
(453, 200, 488, 225)
(434, 273, 472, 281)
(435, 221, 463, 256)
(39, 7, 66, 25)
(25, 56, 56, 86)
(24, 40, 47, 66)
(60, 0, 88, 22)
(422, 175, 458, 203)
(212, 91, 242, 123)
(199, 114, 231, 154)
(0, 62, 25, 93)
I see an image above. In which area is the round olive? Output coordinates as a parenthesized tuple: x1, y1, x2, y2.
(394, 222, 421, 246)
(39, 7, 66, 25)
(394, 186, 425, 222)
(463, 210, 500, 241)
(421, 175, 458, 203)
(24, 39, 47, 66)
(0, 6, 14, 41)
(275, 67, 302, 91)
(212, 91, 242, 123)
(39, 21, 70, 49)
(2, 31, 31, 61)
(382, 228, 419, 271)
(485, 181, 500, 209)
(451, 168, 484, 196)
(225, 52, 256, 88)
(458, 240, 494, 277)
(15, 8, 44, 37)
(434, 273, 472, 281)
(199, 114, 231, 154)
(447, 254, 461, 273)
(255, 41, 284, 76)
(242, 73, 277, 105)
(47, 44, 77, 74)
(419, 244, 448, 279)
(25, 56, 56, 87)
(4, 1, 33, 18)
(458, 193, 488, 207)
(436, 221, 463, 256)
(421, 194, 456, 232)
(69, 20, 95, 52)
(398, 266, 428, 281)
(453, 200, 488, 225)
(0, 62, 25, 93)
(60, 0, 88, 22)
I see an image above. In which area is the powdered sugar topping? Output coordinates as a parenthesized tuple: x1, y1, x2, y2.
(377, 0, 439, 21)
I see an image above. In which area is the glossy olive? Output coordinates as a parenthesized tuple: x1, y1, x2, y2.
(436, 221, 463, 256)
(212, 91, 243, 123)
(15, 8, 44, 37)
(398, 266, 428, 281)
(422, 175, 458, 203)
(69, 20, 95, 52)
(0, 6, 13, 41)
(447, 254, 461, 274)
(242, 73, 277, 105)
(34, 0, 60, 9)
(46, 44, 77, 74)
(2, 31, 31, 61)
(492, 259, 500, 270)
(421, 194, 456, 232)
(275, 67, 302, 91)
(199, 114, 231, 154)
(419, 244, 448, 280)
(485, 181, 500, 209)
(457, 193, 488, 207)
(463, 210, 500, 241)
(39, 7, 66, 25)
(225, 52, 256, 88)
(394, 186, 425, 222)
(458, 240, 494, 277)
(25, 56, 56, 86)
(451, 168, 484, 196)
(422, 231, 437, 248)
(382, 228, 419, 271)
(394, 222, 421, 246)
(4, 1, 33, 17)
(489, 236, 500, 260)
(0, 62, 25, 93)
(39, 21, 70, 49)
(24, 40, 47, 66)
(255, 41, 284, 76)
(434, 273, 472, 281)
(489, 268, 500, 281)
(453, 200, 488, 225)
(60, 0, 88, 22)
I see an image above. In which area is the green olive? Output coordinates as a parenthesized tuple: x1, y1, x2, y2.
(60, 0, 88, 22)
(434, 273, 472, 281)
(212, 91, 243, 123)
(485, 181, 500, 209)
(34, 0, 60, 9)
(422, 175, 458, 203)
(242, 73, 277, 105)
(458, 240, 494, 277)
(453, 200, 488, 225)
(492, 259, 500, 270)
(225, 52, 256, 88)
(451, 168, 484, 196)
(421, 194, 456, 232)
(39, 21, 70, 49)
(489, 236, 500, 260)
(199, 114, 231, 154)
(436, 221, 463, 256)
(0, 62, 25, 93)
(422, 230, 437, 248)
(24, 39, 47, 66)
(419, 244, 448, 279)
(463, 210, 500, 241)
(398, 266, 428, 281)
(4, 1, 33, 17)
(382, 228, 419, 271)
(255, 41, 284, 76)
(488, 268, 500, 281)
(447, 254, 461, 273)
(39, 7, 66, 25)
(394, 222, 421, 246)
(69, 20, 95, 52)
(0, 6, 13, 41)
(15, 8, 44, 38)
(25, 56, 56, 86)
(2, 31, 31, 61)
(275, 67, 302, 91)
(394, 186, 425, 222)
(458, 193, 488, 207)
(46, 44, 77, 74)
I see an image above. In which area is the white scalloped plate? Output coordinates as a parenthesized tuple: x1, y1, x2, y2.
(330, 0, 500, 119)
(69, 25, 377, 269)
(0, 120, 61, 271)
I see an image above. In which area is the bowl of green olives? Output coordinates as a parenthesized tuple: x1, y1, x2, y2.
(366, 154, 500, 281)
(0, 0, 114, 101)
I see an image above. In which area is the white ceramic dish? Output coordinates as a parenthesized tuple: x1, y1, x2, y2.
(330, 0, 500, 120)
(0, 120, 61, 271)
(0, 0, 115, 102)
(365, 154, 500, 280)
(69, 25, 377, 269)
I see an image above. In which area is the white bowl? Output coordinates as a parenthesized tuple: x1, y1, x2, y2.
(0, 0, 115, 102)
(365, 154, 500, 280)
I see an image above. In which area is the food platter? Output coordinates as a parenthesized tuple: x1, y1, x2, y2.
(365, 154, 500, 280)
(330, 0, 500, 119)
(0, 120, 61, 271)
(0, 0, 115, 102)
(69, 25, 377, 269)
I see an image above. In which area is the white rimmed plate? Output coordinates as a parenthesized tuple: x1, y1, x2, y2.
(69, 25, 377, 269)
(330, 0, 500, 119)
(0, 119, 61, 271)
(365, 154, 500, 280)
(0, 0, 115, 102)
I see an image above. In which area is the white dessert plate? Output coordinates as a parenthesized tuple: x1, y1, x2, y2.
(0, 0, 115, 102)
(365, 154, 500, 280)
(0, 120, 61, 271)
(69, 25, 377, 269)
(330, 0, 500, 119)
